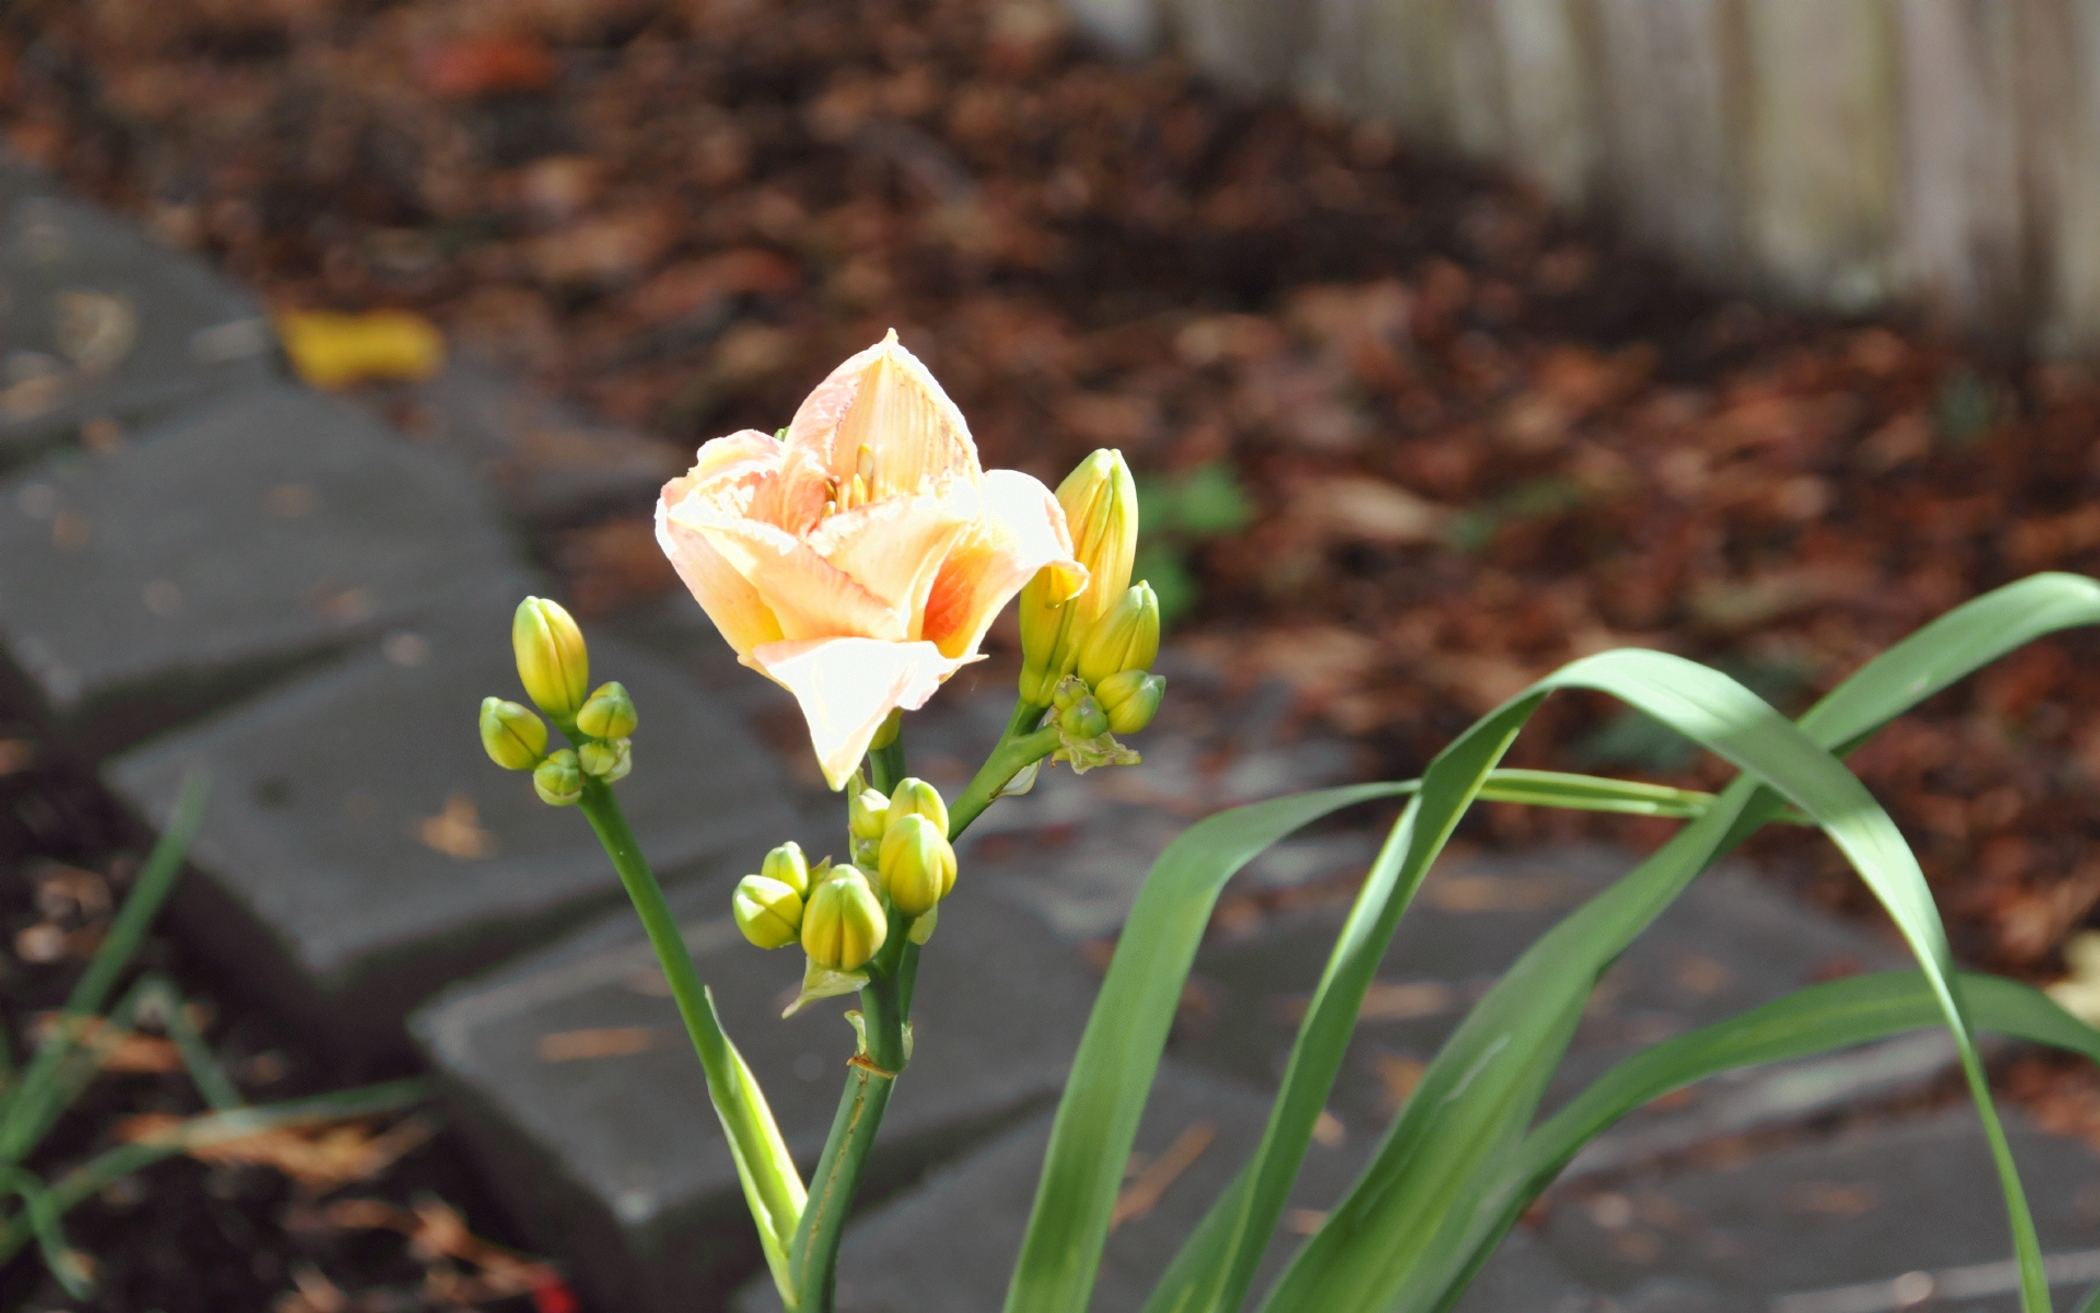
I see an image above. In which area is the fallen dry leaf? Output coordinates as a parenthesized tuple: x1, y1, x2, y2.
(319, 1195, 566, 1304)
(418, 794, 497, 861)
(31, 1013, 182, 1074)
(1289, 475, 1452, 545)
(121, 1113, 438, 1193)
(418, 35, 557, 99)
(536, 1026, 671, 1062)
(1111, 1120, 1214, 1229)
(1370, 1051, 1427, 1114)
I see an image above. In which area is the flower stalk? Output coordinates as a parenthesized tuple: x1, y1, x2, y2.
(573, 779, 806, 1298)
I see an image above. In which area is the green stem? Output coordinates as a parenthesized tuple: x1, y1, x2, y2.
(576, 780, 805, 1261)
(947, 715, 1060, 841)
(868, 737, 908, 795)
(786, 931, 909, 1309)
(785, 702, 1057, 1310)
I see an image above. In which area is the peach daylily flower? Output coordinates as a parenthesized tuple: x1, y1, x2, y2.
(656, 331, 1085, 788)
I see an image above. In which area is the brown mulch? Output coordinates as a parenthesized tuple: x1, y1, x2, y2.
(5, 4, 2100, 985)
(0, 716, 565, 1312)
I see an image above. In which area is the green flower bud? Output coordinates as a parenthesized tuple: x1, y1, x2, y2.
(1059, 695, 1109, 741)
(575, 681, 637, 740)
(761, 841, 811, 898)
(1051, 677, 1089, 712)
(479, 697, 548, 771)
(879, 813, 957, 916)
(1075, 581, 1161, 687)
(1095, 670, 1166, 735)
(848, 788, 890, 843)
(513, 597, 590, 720)
(802, 867, 888, 971)
(1019, 449, 1136, 704)
(533, 749, 583, 806)
(734, 874, 805, 949)
(887, 777, 950, 839)
(578, 737, 632, 782)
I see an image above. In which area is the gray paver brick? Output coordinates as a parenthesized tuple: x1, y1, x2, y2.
(411, 869, 1100, 1311)
(1540, 1105, 2100, 1312)
(731, 1062, 1602, 1313)
(0, 385, 523, 753)
(373, 353, 681, 526)
(107, 622, 796, 1059)
(1171, 844, 1909, 1148)
(0, 153, 52, 214)
(0, 194, 278, 457)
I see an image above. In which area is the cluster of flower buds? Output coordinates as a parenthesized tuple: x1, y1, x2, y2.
(736, 778, 959, 971)
(478, 598, 637, 805)
(733, 841, 891, 971)
(1019, 449, 1137, 707)
(1017, 450, 1166, 770)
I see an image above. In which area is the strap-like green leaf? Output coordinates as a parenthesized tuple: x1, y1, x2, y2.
(1001, 783, 1413, 1313)
(1417, 971, 2100, 1313)
(1253, 574, 2100, 1313)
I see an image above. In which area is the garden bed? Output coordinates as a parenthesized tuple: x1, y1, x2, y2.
(7, 0, 2100, 1303)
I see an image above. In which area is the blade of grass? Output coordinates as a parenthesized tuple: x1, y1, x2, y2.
(66, 771, 209, 1021)
(999, 782, 1414, 1313)
(137, 975, 243, 1112)
(0, 771, 210, 1165)
(0, 1166, 89, 1297)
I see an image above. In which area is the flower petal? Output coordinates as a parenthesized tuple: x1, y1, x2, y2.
(748, 637, 967, 789)
(657, 433, 792, 657)
(785, 330, 980, 496)
(675, 511, 905, 641)
(922, 468, 1086, 661)
(654, 502, 785, 658)
(671, 428, 783, 493)
(806, 485, 980, 639)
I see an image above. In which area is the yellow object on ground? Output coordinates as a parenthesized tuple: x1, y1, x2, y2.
(278, 309, 446, 388)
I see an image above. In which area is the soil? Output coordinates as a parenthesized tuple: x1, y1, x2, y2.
(0, 716, 564, 1313)
(6, 0, 2100, 1303)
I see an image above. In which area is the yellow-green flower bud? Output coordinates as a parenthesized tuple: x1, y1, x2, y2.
(575, 681, 637, 740)
(513, 597, 590, 720)
(879, 813, 957, 916)
(533, 749, 583, 806)
(578, 737, 632, 782)
(848, 788, 890, 843)
(1075, 581, 1161, 687)
(734, 874, 805, 949)
(802, 867, 887, 971)
(1059, 696, 1109, 741)
(887, 777, 950, 839)
(479, 697, 548, 770)
(1095, 670, 1166, 735)
(761, 841, 811, 898)
(1019, 449, 1136, 703)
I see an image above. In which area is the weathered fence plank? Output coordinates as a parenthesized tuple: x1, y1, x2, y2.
(1077, 0, 2100, 351)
